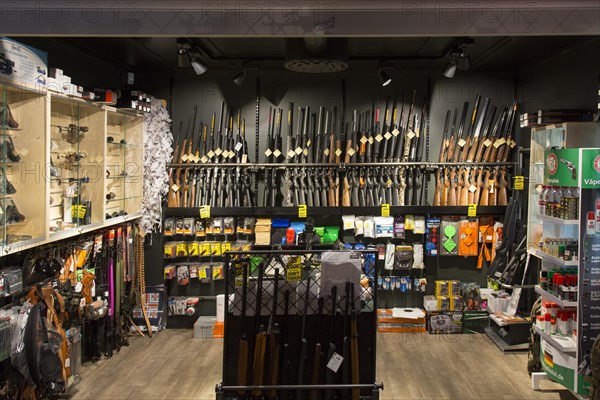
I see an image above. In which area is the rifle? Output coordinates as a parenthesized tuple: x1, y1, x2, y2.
(176, 117, 192, 207)
(447, 102, 469, 206)
(411, 100, 427, 205)
(399, 89, 416, 205)
(284, 104, 294, 206)
(309, 297, 324, 400)
(350, 283, 360, 400)
(433, 110, 452, 206)
(267, 270, 280, 399)
(488, 102, 516, 206)
(237, 261, 249, 396)
(272, 108, 283, 207)
(497, 100, 518, 206)
(251, 261, 267, 398)
(324, 286, 338, 400)
(479, 108, 506, 206)
(263, 107, 273, 207)
(296, 277, 311, 400)
(182, 106, 197, 207)
(460, 97, 489, 205)
(342, 282, 351, 399)
(279, 290, 291, 400)
(472, 106, 497, 205)
(167, 121, 183, 207)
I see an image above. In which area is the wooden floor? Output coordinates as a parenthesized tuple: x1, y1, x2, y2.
(66, 329, 575, 400)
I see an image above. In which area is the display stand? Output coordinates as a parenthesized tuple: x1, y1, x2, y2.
(529, 146, 600, 396)
(216, 249, 382, 400)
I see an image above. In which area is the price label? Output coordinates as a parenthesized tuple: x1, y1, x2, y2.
(391, 128, 400, 136)
(468, 204, 477, 217)
(514, 175, 524, 190)
(273, 149, 282, 158)
(288, 150, 296, 158)
(326, 352, 344, 373)
(324, 148, 330, 156)
(360, 136, 368, 144)
(303, 149, 309, 157)
(493, 138, 505, 148)
(171, 184, 180, 192)
(207, 150, 215, 159)
(295, 147, 303, 155)
(381, 203, 390, 217)
(508, 139, 517, 148)
(215, 148, 223, 156)
(488, 180, 495, 194)
(483, 139, 492, 148)
(235, 142, 243, 151)
(384, 132, 392, 140)
(457, 139, 467, 148)
(368, 137, 374, 144)
(199, 205, 211, 219)
(347, 148, 356, 156)
(407, 130, 416, 140)
(241, 154, 248, 164)
(228, 151, 235, 159)
(72, 204, 87, 219)
(199, 267, 208, 280)
(375, 134, 383, 142)
(335, 149, 342, 157)
(181, 154, 188, 162)
(298, 204, 307, 218)
(306, 139, 311, 147)
(468, 185, 477, 193)
(265, 148, 273, 157)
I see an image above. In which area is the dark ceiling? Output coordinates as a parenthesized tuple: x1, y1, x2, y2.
(17, 36, 593, 75)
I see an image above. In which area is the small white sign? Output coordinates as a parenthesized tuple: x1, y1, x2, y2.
(327, 352, 344, 373)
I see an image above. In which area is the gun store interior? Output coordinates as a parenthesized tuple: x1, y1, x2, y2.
(1, 3, 600, 400)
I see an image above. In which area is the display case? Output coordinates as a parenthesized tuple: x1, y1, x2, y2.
(49, 95, 105, 237)
(526, 123, 600, 252)
(0, 82, 47, 251)
(0, 79, 145, 256)
(105, 110, 143, 219)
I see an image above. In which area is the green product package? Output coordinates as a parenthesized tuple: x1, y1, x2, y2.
(323, 226, 340, 244)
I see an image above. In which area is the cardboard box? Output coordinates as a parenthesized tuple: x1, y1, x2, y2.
(423, 295, 437, 312)
(377, 309, 426, 333)
(437, 296, 450, 311)
(435, 280, 449, 296)
(427, 311, 463, 334)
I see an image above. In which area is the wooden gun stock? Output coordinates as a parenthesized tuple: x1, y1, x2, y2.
(448, 169, 458, 206)
(433, 169, 442, 206)
(497, 169, 509, 206)
(441, 168, 450, 206)
(479, 169, 492, 206)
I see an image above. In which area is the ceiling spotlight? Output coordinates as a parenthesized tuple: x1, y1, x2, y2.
(379, 69, 391, 86)
(442, 57, 457, 78)
(177, 47, 190, 68)
(190, 57, 207, 75)
(458, 48, 470, 70)
(232, 69, 247, 86)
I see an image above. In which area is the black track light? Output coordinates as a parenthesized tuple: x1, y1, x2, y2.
(177, 47, 190, 68)
(458, 48, 470, 70)
(191, 57, 208, 75)
(442, 57, 457, 78)
(379, 69, 391, 86)
(232, 69, 247, 86)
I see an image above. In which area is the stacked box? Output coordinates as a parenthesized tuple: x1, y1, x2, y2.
(377, 309, 426, 333)
(435, 280, 463, 311)
(427, 311, 464, 334)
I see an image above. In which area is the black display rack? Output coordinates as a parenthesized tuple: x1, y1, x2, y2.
(216, 249, 383, 400)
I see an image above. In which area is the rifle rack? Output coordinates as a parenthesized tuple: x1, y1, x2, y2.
(164, 205, 508, 218)
(218, 249, 382, 400)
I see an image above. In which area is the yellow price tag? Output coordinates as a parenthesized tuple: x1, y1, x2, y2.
(199, 205, 211, 219)
(199, 267, 208, 279)
(381, 204, 390, 217)
(71, 205, 87, 219)
(298, 204, 307, 218)
(468, 204, 477, 217)
(514, 176, 524, 190)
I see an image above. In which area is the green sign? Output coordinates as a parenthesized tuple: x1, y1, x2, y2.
(581, 149, 600, 189)
(540, 340, 576, 391)
(544, 149, 580, 187)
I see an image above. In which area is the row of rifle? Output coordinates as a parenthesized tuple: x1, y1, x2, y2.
(167, 103, 253, 208)
(166, 93, 516, 209)
(433, 96, 518, 207)
(236, 268, 361, 400)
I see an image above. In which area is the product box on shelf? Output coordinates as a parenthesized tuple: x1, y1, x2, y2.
(487, 291, 511, 314)
(377, 308, 426, 333)
(427, 311, 463, 334)
(423, 295, 437, 311)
